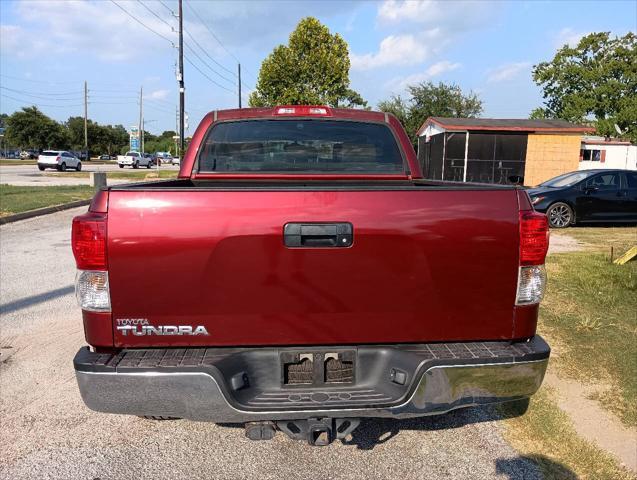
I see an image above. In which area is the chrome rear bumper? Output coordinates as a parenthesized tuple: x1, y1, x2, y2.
(74, 337, 549, 422)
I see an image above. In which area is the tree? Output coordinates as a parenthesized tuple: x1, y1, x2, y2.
(5, 107, 69, 150)
(532, 32, 637, 141)
(249, 17, 366, 108)
(378, 82, 483, 146)
(99, 124, 129, 156)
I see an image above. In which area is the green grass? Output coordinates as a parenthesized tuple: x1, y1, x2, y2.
(45, 170, 178, 180)
(0, 184, 96, 216)
(496, 227, 637, 477)
(541, 227, 637, 426)
(0, 159, 36, 165)
(499, 388, 636, 479)
(553, 226, 637, 254)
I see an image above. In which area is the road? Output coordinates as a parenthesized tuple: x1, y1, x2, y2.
(0, 163, 180, 186)
(0, 208, 546, 480)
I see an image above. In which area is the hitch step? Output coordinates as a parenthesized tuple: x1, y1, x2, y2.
(244, 421, 276, 441)
(277, 418, 360, 446)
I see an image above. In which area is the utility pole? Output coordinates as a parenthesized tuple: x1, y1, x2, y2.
(83, 81, 88, 159)
(139, 86, 143, 154)
(178, 0, 185, 153)
(175, 106, 179, 157)
(238, 63, 242, 108)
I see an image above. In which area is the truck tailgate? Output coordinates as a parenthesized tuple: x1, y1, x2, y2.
(107, 187, 520, 347)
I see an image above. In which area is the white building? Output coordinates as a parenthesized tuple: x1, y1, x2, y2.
(579, 136, 636, 171)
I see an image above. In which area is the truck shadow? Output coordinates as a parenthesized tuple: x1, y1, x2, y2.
(340, 404, 514, 450)
(340, 406, 577, 478)
(495, 455, 577, 480)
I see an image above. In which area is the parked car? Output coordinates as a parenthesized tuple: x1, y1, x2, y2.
(143, 152, 157, 165)
(528, 169, 637, 228)
(72, 105, 551, 446)
(38, 150, 82, 171)
(117, 151, 152, 169)
(155, 152, 174, 165)
(20, 149, 38, 159)
(146, 153, 160, 166)
(98, 154, 114, 161)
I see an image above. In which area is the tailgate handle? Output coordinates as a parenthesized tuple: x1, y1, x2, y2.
(284, 223, 353, 248)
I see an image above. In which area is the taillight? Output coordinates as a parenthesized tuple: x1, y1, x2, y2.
(56, 156, 61, 162)
(519, 210, 549, 266)
(75, 270, 110, 312)
(72, 212, 107, 270)
(72, 211, 110, 311)
(273, 105, 331, 116)
(516, 210, 549, 305)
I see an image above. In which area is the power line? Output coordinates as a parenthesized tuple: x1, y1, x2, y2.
(183, 1, 235, 61)
(184, 29, 236, 79)
(89, 101, 139, 105)
(90, 88, 140, 93)
(109, 0, 175, 46)
(184, 55, 233, 93)
(144, 97, 176, 106)
(184, 42, 235, 86)
(88, 95, 140, 100)
(136, 0, 176, 31)
(1, 93, 83, 108)
(157, 0, 174, 15)
(145, 103, 177, 115)
(182, 0, 256, 90)
(0, 74, 81, 85)
(0, 86, 83, 99)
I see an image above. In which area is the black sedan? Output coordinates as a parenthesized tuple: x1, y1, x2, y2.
(527, 169, 637, 228)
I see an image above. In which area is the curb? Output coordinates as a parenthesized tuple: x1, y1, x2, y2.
(0, 199, 91, 225)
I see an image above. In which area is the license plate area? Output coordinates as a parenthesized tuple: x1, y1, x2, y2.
(281, 350, 356, 387)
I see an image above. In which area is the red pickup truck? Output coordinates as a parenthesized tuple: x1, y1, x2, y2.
(72, 106, 550, 446)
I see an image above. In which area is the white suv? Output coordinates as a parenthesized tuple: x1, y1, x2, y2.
(38, 151, 81, 171)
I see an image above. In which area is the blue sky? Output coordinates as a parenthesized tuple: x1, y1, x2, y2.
(1, 0, 635, 135)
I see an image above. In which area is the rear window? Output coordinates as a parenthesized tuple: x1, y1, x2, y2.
(197, 119, 404, 173)
(41, 151, 58, 156)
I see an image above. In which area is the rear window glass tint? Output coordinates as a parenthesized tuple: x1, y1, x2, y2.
(198, 120, 403, 173)
(42, 151, 58, 156)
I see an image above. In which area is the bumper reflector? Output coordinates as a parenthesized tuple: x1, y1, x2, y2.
(516, 265, 547, 305)
(76, 270, 111, 312)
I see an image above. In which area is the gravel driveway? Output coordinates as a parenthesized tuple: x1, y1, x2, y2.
(0, 208, 544, 480)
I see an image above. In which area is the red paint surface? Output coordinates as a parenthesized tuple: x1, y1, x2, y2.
(83, 311, 113, 346)
(106, 188, 523, 347)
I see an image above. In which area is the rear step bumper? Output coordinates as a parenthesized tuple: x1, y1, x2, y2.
(73, 336, 549, 422)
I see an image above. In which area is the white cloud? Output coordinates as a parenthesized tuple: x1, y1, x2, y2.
(352, 0, 496, 71)
(351, 34, 428, 70)
(378, 0, 495, 30)
(554, 27, 588, 48)
(487, 62, 531, 83)
(385, 60, 461, 90)
(2, 1, 178, 61)
(379, 0, 442, 23)
(350, 27, 447, 71)
(145, 89, 170, 100)
(425, 60, 460, 77)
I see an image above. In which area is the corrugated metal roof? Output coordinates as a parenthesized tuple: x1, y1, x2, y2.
(418, 117, 594, 135)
